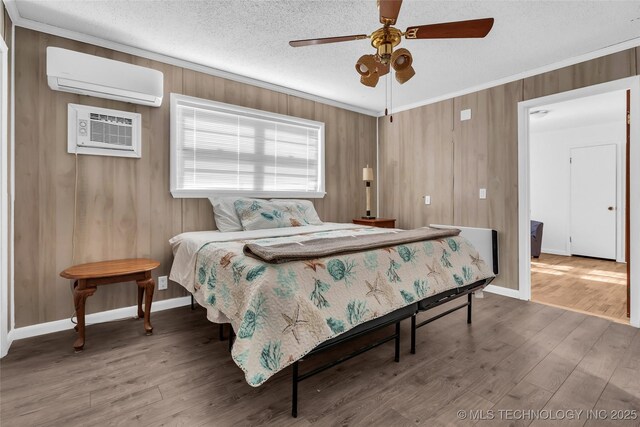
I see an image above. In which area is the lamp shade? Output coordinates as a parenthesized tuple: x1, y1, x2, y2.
(362, 165, 374, 181)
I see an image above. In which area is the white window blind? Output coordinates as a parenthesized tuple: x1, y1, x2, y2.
(170, 93, 325, 198)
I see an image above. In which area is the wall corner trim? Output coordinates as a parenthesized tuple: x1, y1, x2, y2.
(484, 284, 525, 300)
(7, 296, 191, 344)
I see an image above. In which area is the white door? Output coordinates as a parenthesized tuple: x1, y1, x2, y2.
(570, 144, 617, 259)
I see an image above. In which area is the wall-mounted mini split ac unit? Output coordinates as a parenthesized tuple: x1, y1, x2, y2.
(68, 104, 142, 158)
(47, 47, 164, 107)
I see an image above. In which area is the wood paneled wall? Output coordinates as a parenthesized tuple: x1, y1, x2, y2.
(14, 28, 376, 327)
(379, 100, 454, 228)
(379, 48, 638, 291)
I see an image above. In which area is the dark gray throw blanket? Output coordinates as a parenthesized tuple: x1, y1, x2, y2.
(243, 227, 461, 263)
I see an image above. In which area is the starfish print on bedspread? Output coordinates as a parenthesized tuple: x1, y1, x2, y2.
(365, 272, 387, 305)
(426, 260, 443, 286)
(282, 304, 309, 344)
(303, 260, 326, 272)
(470, 252, 485, 269)
(220, 252, 236, 268)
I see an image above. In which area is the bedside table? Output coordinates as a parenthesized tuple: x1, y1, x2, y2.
(352, 218, 396, 228)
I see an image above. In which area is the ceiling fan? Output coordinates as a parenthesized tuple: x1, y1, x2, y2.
(289, 0, 494, 88)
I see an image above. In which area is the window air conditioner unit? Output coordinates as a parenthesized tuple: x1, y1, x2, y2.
(68, 104, 142, 158)
(47, 47, 163, 107)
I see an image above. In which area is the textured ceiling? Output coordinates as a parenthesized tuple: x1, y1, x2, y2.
(15, 0, 640, 113)
(530, 90, 627, 133)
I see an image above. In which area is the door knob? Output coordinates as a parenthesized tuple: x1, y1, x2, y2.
(608, 206, 615, 211)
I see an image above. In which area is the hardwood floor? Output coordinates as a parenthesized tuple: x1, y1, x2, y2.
(1, 294, 639, 426)
(531, 253, 628, 324)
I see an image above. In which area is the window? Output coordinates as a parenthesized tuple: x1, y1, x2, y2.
(170, 93, 325, 198)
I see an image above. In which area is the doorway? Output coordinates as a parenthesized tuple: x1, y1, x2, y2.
(518, 76, 639, 328)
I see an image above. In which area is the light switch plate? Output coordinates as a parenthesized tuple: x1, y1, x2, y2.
(460, 109, 472, 121)
(424, 195, 431, 205)
(479, 188, 487, 199)
(158, 276, 168, 290)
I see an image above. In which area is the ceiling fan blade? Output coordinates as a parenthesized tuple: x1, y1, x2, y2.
(405, 18, 494, 39)
(289, 34, 368, 47)
(379, 0, 403, 25)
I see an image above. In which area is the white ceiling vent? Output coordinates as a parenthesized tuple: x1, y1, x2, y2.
(68, 104, 141, 158)
(47, 47, 163, 107)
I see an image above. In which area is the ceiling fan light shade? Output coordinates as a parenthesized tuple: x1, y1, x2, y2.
(360, 73, 380, 87)
(395, 66, 415, 84)
(391, 48, 415, 84)
(355, 54, 380, 87)
(391, 48, 412, 71)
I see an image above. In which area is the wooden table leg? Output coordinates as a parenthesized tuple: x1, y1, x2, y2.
(137, 285, 145, 319)
(72, 281, 96, 352)
(137, 278, 155, 335)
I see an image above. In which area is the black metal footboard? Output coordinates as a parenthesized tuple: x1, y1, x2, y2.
(291, 303, 417, 417)
(410, 278, 493, 354)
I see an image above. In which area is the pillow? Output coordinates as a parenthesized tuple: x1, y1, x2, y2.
(234, 199, 311, 231)
(209, 197, 246, 232)
(270, 199, 323, 225)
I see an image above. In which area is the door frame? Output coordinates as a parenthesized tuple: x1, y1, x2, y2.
(517, 76, 640, 328)
(568, 143, 619, 260)
(0, 35, 9, 357)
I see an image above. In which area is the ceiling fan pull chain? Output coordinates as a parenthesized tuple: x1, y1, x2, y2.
(389, 73, 393, 123)
(385, 74, 388, 116)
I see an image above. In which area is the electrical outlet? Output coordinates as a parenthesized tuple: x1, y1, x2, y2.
(158, 276, 168, 290)
(460, 109, 472, 121)
(479, 188, 487, 199)
(424, 195, 431, 205)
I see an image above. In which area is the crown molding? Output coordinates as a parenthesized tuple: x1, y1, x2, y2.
(381, 36, 640, 116)
(2, 0, 379, 117)
(4, 1, 640, 120)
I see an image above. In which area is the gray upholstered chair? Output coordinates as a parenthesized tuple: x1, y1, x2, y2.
(531, 221, 544, 258)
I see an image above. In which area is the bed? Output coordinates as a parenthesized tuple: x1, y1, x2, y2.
(170, 220, 495, 416)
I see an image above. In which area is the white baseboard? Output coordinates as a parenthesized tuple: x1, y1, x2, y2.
(484, 284, 524, 300)
(1, 330, 13, 358)
(9, 296, 191, 342)
(540, 248, 570, 256)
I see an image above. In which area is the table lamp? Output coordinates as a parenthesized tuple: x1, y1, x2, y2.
(362, 165, 375, 219)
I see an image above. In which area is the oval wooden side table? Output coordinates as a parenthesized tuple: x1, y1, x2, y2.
(60, 258, 160, 352)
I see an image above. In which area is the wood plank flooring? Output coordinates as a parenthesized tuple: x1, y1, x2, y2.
(1, 294, 639, 426)
(531, 254, 628, 324)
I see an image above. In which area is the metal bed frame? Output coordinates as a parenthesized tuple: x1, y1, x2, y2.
(192, 277, 491, 417)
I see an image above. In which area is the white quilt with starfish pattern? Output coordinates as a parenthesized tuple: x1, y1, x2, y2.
(175, 224, 495, 386)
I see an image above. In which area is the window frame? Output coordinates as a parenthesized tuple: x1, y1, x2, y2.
(169, 93, 326, 199)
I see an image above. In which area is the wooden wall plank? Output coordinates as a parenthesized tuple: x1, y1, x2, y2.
(378, 114, 400, 221)
(139, 58, 186, 301)
(13, 28, 376, 326)
(379, 100, 454, 229)
(523, 49, 636, 100)
(453, 81, 522, 290)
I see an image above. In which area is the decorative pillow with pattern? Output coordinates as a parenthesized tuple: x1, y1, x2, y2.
(234, 199, 310, 230)
(270, 199, 323, 226)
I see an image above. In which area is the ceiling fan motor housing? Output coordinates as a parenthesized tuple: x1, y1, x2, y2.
(370, 27, 403, 64)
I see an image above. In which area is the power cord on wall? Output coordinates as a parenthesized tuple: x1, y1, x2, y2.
(69, 149, 79, 325)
